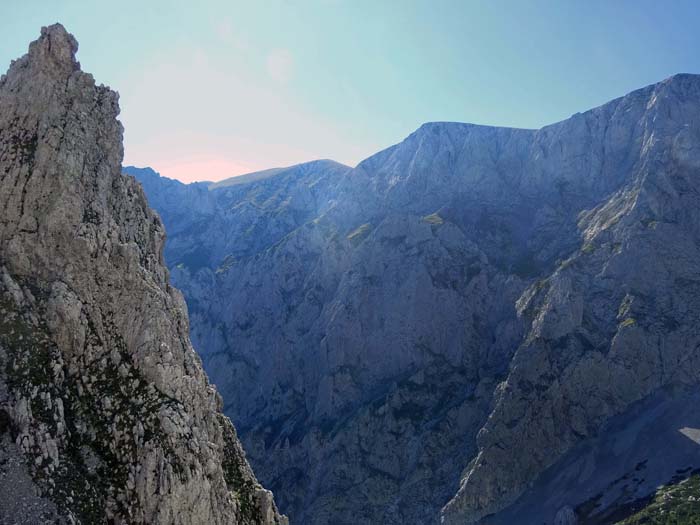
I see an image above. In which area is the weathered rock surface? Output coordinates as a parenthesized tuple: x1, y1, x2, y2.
(0, 24, 286, 524)
(443, 73, 700, 524)
(134, 75, 700, 524)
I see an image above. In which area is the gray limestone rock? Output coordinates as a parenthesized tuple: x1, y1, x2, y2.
(137, 74, 700, 524)
(442, 74, 700, 524)
(0, 24, 286, 525)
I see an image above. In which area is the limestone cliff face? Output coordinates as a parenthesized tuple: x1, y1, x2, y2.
(0, 24, 286, 525)
(137, 73, 700, 524)
(442, 73, 700, 524)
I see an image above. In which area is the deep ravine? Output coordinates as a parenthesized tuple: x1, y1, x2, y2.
(135, 74, 700, 524)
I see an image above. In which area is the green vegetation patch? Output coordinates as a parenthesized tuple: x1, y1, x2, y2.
(216, 254, 238, 274)
(582, 242, 596, 254)
(422, 213, 444, 225)
(0, 277, 186, 523)
(641, 217, 659, 229)
(617, 474, 700, 524)
(218, 414, 265, 524)
(620, 317, 637, 328)
(347, 223, 372, 246)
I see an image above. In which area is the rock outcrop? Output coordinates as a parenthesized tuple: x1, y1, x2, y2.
(135, 73, 700, 524)
(0, 24, 286, 524)
(442, 73, 700, 524)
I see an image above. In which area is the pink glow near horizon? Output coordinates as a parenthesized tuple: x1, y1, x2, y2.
(122, 130, 337, 183)
(117, 34, 371, 184)
(121, 119, 343, 183)
(149, 156, 263, 184)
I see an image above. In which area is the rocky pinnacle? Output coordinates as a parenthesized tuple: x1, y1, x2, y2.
(0, 24, 286, 524)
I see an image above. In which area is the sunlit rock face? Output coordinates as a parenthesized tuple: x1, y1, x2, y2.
(135, 73, 700, 524)
(0, 24, 286, 525)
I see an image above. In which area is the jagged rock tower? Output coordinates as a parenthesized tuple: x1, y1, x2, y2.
(0, 24, 286, 524)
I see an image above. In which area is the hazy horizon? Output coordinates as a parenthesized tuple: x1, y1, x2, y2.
(3, 0, 700, 182)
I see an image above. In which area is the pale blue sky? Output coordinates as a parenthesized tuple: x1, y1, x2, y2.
(2, 1, 700, 182)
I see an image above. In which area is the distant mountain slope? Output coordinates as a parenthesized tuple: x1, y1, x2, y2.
(125, 160, 350, 274)
(0, 24, 285, 525)
(137, 74, 700, 524)
(207, 160, 348, 189)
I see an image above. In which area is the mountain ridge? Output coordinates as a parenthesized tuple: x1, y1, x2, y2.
(136, 70, 700, 524)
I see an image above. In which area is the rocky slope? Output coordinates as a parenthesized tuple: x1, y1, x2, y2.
(444, 73, 700, 524)
(0, 24, 286, 524)
(135, 76, 700, 524)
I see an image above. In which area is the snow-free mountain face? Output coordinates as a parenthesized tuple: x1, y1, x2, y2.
(0, 25, 286, 525)
(134, 73, 700, 524)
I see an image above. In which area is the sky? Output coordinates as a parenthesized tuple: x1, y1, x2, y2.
(2, 1, 700, 183)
